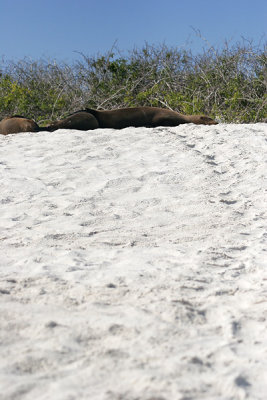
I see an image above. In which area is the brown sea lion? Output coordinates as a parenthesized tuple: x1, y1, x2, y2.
(0, 116, 41, 135)
(85, 106, 217, 128)
(47, 111, 99, 131)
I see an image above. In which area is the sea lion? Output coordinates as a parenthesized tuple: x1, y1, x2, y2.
(0, 116, 41, 135)
(85, 106, 217, 128)
(47, 111, 99, 131)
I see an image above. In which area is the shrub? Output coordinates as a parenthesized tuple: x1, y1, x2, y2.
(0, 39, 266, 124)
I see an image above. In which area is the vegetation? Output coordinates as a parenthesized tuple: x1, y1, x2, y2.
(0, 40, 266, 124)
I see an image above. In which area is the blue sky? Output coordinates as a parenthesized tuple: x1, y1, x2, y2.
(0, 0, 266, 62)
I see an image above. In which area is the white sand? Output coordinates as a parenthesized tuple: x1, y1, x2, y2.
(0, 123, 266, 400)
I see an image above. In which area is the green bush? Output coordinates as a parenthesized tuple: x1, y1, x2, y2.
(0, 40, 266, 124)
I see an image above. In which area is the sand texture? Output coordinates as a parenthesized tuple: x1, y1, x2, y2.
(0, 123, 266, 399)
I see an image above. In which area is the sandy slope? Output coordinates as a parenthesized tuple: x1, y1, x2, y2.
(0, 123, 266, 400)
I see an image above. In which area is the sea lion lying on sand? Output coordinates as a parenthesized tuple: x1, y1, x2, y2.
(0, 116, 42, 135)
(85, 106, 217, 128)
(1, 107, 217, 134)
(47, 106, 217, 131)
(47, 111, 99, 131)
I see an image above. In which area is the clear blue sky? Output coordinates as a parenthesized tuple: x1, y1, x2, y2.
(0, 0, 266, 62)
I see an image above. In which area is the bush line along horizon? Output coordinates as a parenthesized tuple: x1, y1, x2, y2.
(0, 40, 266, 124)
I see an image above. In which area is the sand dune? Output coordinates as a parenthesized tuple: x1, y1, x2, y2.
(0, 123, 266, 400)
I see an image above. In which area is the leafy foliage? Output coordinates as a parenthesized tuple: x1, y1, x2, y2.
(0, 40, 266, 124)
